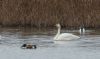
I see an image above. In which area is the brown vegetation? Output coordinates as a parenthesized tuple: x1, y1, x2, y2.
(0, 0, 100, 28)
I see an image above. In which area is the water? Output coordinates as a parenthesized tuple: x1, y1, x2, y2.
(0, 27, 100, 59)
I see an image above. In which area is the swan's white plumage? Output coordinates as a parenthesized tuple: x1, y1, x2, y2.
(54, 33, 80, 40)
(79, 27, 85, 35)
(82, 28, 85, 34)
(54, 24, 80, 40)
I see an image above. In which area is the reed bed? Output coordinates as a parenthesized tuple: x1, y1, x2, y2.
(0, 0, 100, 28)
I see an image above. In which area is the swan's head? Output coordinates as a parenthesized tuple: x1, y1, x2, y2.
(56, 23, 61, 28)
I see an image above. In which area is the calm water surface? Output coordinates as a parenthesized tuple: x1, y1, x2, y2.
(0, 27, 100, 59)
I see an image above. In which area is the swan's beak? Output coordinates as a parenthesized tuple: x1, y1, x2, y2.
(55, 24, 60, 27)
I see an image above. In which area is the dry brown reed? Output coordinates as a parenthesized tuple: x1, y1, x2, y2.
(0, 0, 100, 28)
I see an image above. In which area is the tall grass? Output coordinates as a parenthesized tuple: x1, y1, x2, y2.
(0, 0, 100, 28)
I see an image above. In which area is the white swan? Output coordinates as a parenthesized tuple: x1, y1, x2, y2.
(54, 24, 80, 40)
(79, 26, 85, 35)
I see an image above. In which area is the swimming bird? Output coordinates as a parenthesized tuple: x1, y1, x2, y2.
(54, 24, 80, 40)
(21, 44, 37, 49)
(79, 26, 85, 35)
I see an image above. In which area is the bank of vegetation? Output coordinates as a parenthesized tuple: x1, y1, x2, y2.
(0, 0, 100, 28)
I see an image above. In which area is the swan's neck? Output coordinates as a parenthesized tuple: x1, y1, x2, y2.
(54, 26, 61, 40)
(57, 27, 61, 35)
